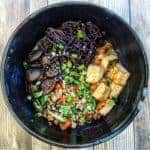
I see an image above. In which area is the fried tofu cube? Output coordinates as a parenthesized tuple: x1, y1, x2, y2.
(86, 64, 103, 83)
(110, 82, 123, 98)
(98, 99, 115, 116)
(107, 63, 130, 86)
(92, 82, 110, 100)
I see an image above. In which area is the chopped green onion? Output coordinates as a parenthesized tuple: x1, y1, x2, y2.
(64, 76, 74, 84)
(33, 91, 43, 98)
(77, 89, 84, 96)
(70, 71, 78, 77)
(107, 78, 112, 85)
(77, 29, 85, 39)
(71, 53, 78, 59)
(85, 119, 92, 124)
(47, 110, 66, 122)
(57, 43, 64, 50)
(40, 95, 48, 106)
(27, 95, 32, 101)
(110, 60, 118, 67)
(73, 79, 80, 84)
(67, 94, 74, 102)
(33, 102, 42, 112)
(81, 70, 86, 75)
(64, 68, 70, 74)
(62, 64, 67, 70)
(108, 100, 115, 107)
(52, 43, 64, 52)
(60, 105, 72, 118)
(112, 96, 117, 102)
(23, 61, 28, 70)
(67, 60, 72, 68)
(71, 107, 78, 114)
(79, 75, 84, 82)
(78, 64, 85, 70)
(35, 112, 42, 117)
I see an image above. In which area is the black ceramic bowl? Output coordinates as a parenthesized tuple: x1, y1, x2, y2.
(1, 2, 149, 148)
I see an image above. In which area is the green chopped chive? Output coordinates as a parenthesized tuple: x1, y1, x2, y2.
(52, 43, 64, 52)
(23, 61, 28, 70)
(71, 53, 78, 59)
(33, 102, 42, 112)
(79, 75, 85, 82)
(70, 71, 78, 77)
(64, 68, 70, 74)
(47, 110, 66, 122)
(62, 64, 67, 70)
(78, 64, 85, 70)
(27, 95, 32, 101)
(64, 76, 74, 84)
(71, 107, 78, 114)
(35, 112, 42, 117)
(107, 78, 112, 85)
(108, 100, 115, 107)
(67, 60, 72, 68)
(77, 29, 85, 39)
(112, 96, 117, 102)
(40, 95, 48, 106)
(33, 91, 43, 98)
(57, 43, 64, 50)
(110, 60, 118, 67)
(67, 94, 74, 102)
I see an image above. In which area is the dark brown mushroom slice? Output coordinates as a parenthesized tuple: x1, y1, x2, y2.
(45, 68, 58, 78)
(26, 68, 42, 82)
(41, 56, 50, 65)
(28, 84, 38, 93)
(41, 79, 56, 94)
(28, 50, 43, 62)
(30, 61, 42, 68)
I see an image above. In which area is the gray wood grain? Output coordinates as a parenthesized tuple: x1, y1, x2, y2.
(130, 0, 150, 150)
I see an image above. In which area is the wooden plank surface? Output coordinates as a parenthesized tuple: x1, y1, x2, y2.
(130, 0, 150, 150)
(0, 0, 149, 150)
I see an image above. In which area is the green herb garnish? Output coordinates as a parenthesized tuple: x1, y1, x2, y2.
(108, 100, 115, 107)
(77, 29, 85, 39)
(39, 95, 48, 106)
(52, 43, 64, 52)
(23, 61, 28, 70)
(71, 53, 78, 59)
(33, 91, 43, 98)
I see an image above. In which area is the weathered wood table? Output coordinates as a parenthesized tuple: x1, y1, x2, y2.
(0, 0, 150, 150)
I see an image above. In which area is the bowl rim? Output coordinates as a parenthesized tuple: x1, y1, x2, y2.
(1, 1, 149, 148)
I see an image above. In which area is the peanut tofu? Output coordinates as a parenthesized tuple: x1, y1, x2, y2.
(86, 64, 102, 83)
(107, 63, 130, 86)
(110, 82, 123, 98)
(92, 82, 110, 100)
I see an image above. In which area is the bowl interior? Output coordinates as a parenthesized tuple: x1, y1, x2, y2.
(2, 3, 148, 147)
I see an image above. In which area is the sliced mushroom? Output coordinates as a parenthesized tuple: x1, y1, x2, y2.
(45, 68, 58, 78)
(30, 61, 42, 68)
(41, 56, 50, 65)
(41, 79, 56, 94)
(26, 68, 42, 82)
(28, 50, 42, 62)
(28, 84, 38, 93)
